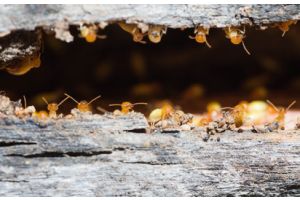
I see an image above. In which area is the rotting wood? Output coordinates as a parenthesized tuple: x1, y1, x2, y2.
(0, 96, 300, 196)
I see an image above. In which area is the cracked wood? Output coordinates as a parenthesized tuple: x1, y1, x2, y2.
(0, 115, 299, 196)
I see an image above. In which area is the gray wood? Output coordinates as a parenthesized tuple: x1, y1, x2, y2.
(0, 95, 299, 196)
(1, 4, 300, 35)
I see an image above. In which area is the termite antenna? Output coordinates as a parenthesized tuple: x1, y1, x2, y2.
(64, 93, 79, 104)
(133, 102, 148, 106)
(97, 106, 108, 113)
(42, 97, 49, 105)
(286, 100, 296, 111)
(266, 100, 279, 112)
(109, 104, 122, 107)
(205, 39, 212, 48)
(97, 35, 107, 39)
(163, 27, 167, 34)
(23, 95, 27, 108)
(139, 40, 147, 44)
(57, 96, 70, 107)
(87, 95, 101, 105)
(242, 25, 246, 34)
(189, 35, 195, 40)
(221, 107, 234, 110)
(242, 41, 251, 55)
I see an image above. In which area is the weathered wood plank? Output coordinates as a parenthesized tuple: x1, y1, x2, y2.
(1, 4, 300, 34)
(0, 95, 299, 196)
(0, 127, 299, 196)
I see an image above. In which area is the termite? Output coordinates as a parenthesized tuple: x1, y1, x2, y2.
(109, 101, 147, 114)
(206, 101, 221, 121)
(148, 103, 174, 123)
(277, 20, 297, 37)
(118, 22, 146, 44)
(148, 25, 167, 43)
(5, 29, 42, 75)
(189, 26, 211, 48)
(6, 54, 41, 76)
(15, 95, 36, 118)
(32, 110, 49, 121)
(266, 100, 296, 130)
(79, 24, 106, 43)
(42, 96, 70, 118)
(64, 93, 101, 113)
(224, 26, 251, 55)
(222, 101, 248, 128)
(171, 110, 193, 126)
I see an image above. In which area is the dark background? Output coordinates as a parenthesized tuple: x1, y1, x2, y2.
(1, 23, 300, 114)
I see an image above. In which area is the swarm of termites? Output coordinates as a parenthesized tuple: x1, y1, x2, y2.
(0, 92, 300, 141)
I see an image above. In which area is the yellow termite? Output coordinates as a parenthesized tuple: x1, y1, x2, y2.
(189, 26, 211, 48)
(42, 96, 70, 118)
(64, 93, 101, 113)
(224, 26, 251, 55)
(118, 22, 146, 44)
(148, 25, 167, 43)
(277, 20, 297, 37)
(109, 101, 147, 114)
(6, 55, 41, 75)
(266, 100, 296, 130)
(79, 24, 106, 43)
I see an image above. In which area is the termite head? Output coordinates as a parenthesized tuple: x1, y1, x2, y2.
(42, 96, 69, 113)
(79, 24, 106, 43)
(77, 100, 90, 112)
(190, 26, 211, 48)
(224, 26, 250, 55)
(133, 31, 145, 43)
(42, 97, 58, 113)
(266, 100, 296, 130)
(207, 101, 221, 120)
(121, 101, 134, 111)
(110, 101, 147, 114)
(226, 29, 244, 45)
(47, 103, 59, 112)
(161, 103, 174, 120)
(148, 25, 166, 43)
(267, 100, 296, 115)
(79, 24, 97, 43)
(235, 101, 248, 111)
(64, 93, 101, 113)
(207, 101, 221, 114)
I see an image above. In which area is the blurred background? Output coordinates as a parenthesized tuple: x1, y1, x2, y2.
(1, 23, 300, 114)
